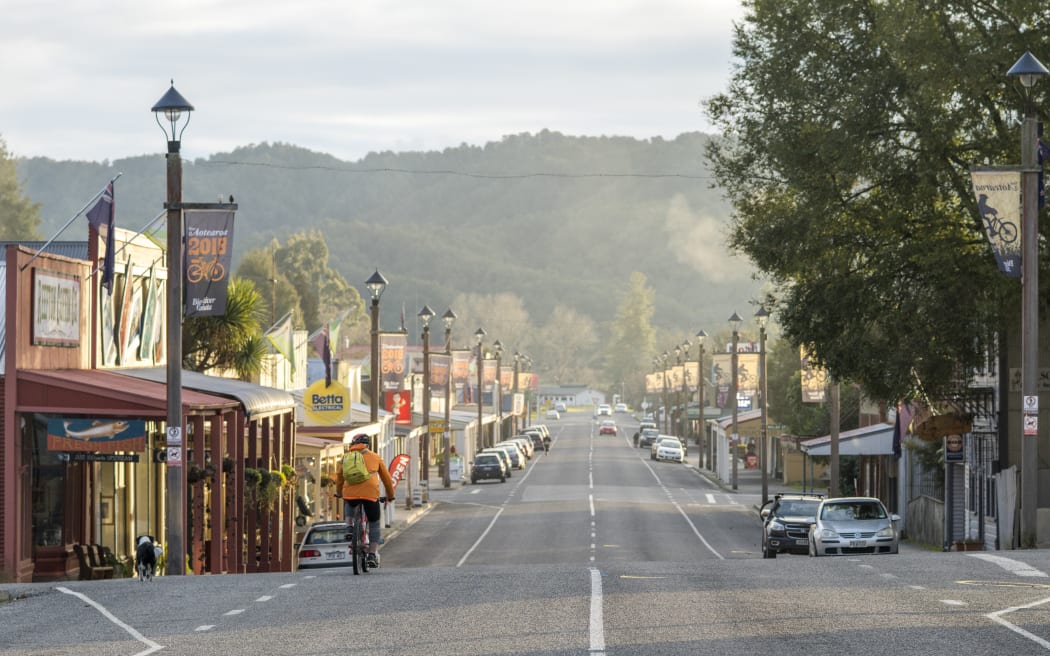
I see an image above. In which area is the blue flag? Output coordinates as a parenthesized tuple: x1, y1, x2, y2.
(85, 183, 115, 295)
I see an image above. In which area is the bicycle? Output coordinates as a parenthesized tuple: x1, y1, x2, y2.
(345, 501, 371, 575)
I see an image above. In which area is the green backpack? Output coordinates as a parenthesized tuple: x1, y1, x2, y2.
(342, 450, 372, 485)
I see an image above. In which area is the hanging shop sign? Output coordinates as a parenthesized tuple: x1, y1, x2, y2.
(303, 378, 351, 426)
(47, 418, 147, 453)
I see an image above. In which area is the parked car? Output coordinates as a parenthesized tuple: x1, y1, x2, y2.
(638, 428, 660, 448)
(639, 419, 657, 432)
(614, 403, 628, 413)
(759, 493, 823, 558)
(598, 420, 618, 436)
(488, 444, 525, 470)
(498, 438, 532, 461)
(530, 425, 551, 440)
(650, 436, 682, 460)
(809, 497, 899, 556)
(653, 437, 685, 463)
(526, 432, 545, 451)
(597, 404, 612, 416)
(546, 409, 561, 420)
(481, 448, 512, 477)
(470, 453, 507, 484)
(505, 436, 534, 458)
(296, 521, 351, 570)
(555, 402, 568, 412)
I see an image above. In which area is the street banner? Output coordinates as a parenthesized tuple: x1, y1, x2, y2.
(452, 349, 471, 401)
(47, 418, 146, 453)
(379, 332, 407, 392)
(482, 358, 496, 392)
(800, 345, 829, 403)
(429, 353, 450, 399)
(713, 353, 732, 407)
(501, 367, 514, 388)
(670, 365, 684, 392)
(737, 353, 759, 397)
(683, 361, 700, 393)
(970, 167, 1022, 278)
(385, 390, 411, 424)
(184, 209, 235, 317)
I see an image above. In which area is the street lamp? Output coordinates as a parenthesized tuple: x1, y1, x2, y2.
(1008, 50, 1049, 547)
(729, 311, 743, 491)
(493, 339, 504, 440)
(153, 81, 194, 576)
(442, 308, 456, 488)
(674, 344, 683, 440)
(418, 305, 434, 502)
(513, 351, 521, 434)
(755, 306, 770, 504)
(365, 269, 388, 424)
(474, 328, 486, 451)
(695, 329, 708, 468)
(680, 339, 691, 442)
(661, 351, 671, 433)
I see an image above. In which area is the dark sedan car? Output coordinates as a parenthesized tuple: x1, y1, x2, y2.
(760, 494, 823, 558)
(470, 453, 507, 484)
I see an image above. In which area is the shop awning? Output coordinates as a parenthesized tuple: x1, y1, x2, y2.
(119, 368, 293, 418)
(18, 368, 239, 416)
(800, 423, 895, 456)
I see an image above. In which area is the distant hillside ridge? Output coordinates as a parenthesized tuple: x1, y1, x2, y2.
(16, 130, 760, 334)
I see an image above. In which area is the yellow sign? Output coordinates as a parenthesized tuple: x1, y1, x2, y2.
(429, 420, 446, 433)
(303, 379, 351, 426)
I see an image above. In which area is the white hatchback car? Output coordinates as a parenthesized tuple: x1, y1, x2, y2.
(653, 437, 685, 462)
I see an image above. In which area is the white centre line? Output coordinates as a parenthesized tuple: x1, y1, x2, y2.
(642, 459, 723, 559)
(225, 609, 245, 616)
(195, 625, 215, 632)
(57, 587, 164, 656)
(589, 567, 606, 655)
(279, 583, 296, 589)
(255, 595, 273, 602)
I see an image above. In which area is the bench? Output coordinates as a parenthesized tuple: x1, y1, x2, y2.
(73, 544, 113, 580)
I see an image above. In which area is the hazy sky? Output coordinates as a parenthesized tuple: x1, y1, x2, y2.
(0, 0, 745, 163)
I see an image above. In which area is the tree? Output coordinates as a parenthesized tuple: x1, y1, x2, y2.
(448, 291, 533, 357)
(0, 136, 42, 240)
(235, 239, 301, 328)
(704, 0, 1048, 402)
(532, 304, 599, 385)
(183, 277, 269, 379)
(603, 272, 657, 403)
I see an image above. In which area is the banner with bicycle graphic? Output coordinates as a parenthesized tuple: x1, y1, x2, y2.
(184, 209, 236, 316)
(970, 167, 1021, 278)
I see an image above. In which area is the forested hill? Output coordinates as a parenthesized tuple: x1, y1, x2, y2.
(16, 131, 760, 334)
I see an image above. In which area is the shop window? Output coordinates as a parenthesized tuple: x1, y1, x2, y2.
(29, 415, 66, 548)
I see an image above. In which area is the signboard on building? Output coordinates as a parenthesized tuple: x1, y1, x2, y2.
(303, 378, 351, 426)
(47, 418, 147, 453)
(32, 269, 80, 347)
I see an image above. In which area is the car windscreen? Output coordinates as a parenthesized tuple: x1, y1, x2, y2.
(821, 502, 886, 520)
(777, 501, 819, 516)
(305, 527, 349, 544)
(475, 455, 500, 465)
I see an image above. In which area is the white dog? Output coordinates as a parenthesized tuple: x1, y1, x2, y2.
(135, 536, 161, 581)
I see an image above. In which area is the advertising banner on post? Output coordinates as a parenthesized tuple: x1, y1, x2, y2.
(452, 350, 471, 401)
(429, 353, 450, 399)
(184, 209, 235, 317)
(800, 345, 829, 403)
(970, 167, 1022, 278)
(379, 332, 407, 392)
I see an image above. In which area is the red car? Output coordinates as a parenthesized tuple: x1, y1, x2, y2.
(599, 420, 617, 436)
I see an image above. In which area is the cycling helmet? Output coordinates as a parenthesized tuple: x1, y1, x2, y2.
(351, 434, 371, 446)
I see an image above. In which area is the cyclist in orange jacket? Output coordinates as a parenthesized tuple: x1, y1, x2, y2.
(334, 434, 396, 568)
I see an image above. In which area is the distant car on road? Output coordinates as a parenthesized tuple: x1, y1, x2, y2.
(546, 408, 560, 420)
(614, 403, 628, 413)
(650, 436, 684, 460)
(809, 497, 899, 556)
(555, 402, 567, 412)
(598, 420, 618, 435)
(597, 404, 612, 416)
(653, 437, 685, 463)
(638, 428, 660, 448)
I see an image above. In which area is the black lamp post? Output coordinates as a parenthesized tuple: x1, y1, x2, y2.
(513, 352, 521, 434)
(696, 329, 707, 467)
(680, 339, 691, 442)
(365, 270, 388, 424)
(153, 81, 194, 576)
(755, 306, 769, 504)
(673, 344, 683, 440)
(493, 339, 504, 439)
(418, 305, 434, 501)
(660, 351, 671, 433)
(442, 308, 456, 488)
(474, 328, 486, 451)
(1008, 50, 1049, 547)
(729, 311, 743, 491)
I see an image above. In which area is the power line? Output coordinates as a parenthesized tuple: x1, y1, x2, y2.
(198, 159, 712, 181)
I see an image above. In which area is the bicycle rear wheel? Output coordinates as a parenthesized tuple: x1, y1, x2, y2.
(351, 512, 362, 575)
(359, 508, 371, 573)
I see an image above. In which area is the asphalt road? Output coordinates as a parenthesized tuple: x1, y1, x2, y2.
(6, 411, 1050, 655)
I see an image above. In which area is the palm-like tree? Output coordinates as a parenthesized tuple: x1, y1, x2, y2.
(182, 277, 269, 380)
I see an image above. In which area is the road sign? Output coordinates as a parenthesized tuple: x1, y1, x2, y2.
(166, 446, 183, 466)
(166, 426, 182, 445)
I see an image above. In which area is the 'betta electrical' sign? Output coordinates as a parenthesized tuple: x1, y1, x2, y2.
(302, 379, 350, 426)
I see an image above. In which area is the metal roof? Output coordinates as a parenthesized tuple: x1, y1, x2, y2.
(1, 241, 89, 261)
(119, 367, 294, 417)
(800, 423, 895, 456)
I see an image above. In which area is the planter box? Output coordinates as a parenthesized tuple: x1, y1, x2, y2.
(954, 540, 984, 552)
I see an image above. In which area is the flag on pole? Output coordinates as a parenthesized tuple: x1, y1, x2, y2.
(308, 323, 332, 387)
(265, 312, 296, 370)
(85, 183, 116, 295)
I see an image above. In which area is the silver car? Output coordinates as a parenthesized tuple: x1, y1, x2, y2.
(296, 521, 351, 569)
(809, 497, 900, 556)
